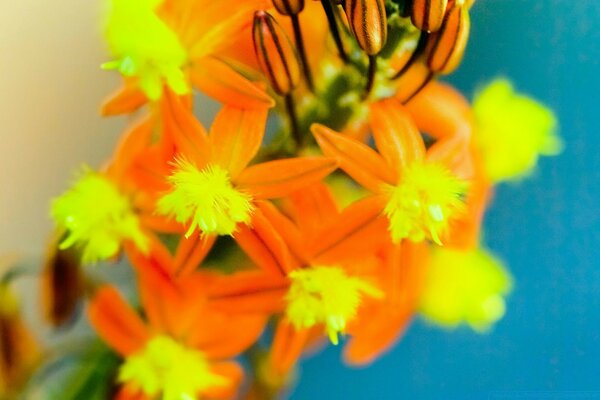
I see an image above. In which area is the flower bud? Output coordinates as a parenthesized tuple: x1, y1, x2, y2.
(411, 0, 448, 32)
(344, 0, 388, 56)
(272, 0, 305, 16)
(426, 2, 470, 74)
(253, 10, 301, 96)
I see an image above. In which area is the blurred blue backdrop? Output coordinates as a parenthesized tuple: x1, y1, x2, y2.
(292, 1, 600, 398)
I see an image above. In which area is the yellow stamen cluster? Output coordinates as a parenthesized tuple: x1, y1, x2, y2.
(103, 0, 188, 100)
(384, 162, 468, 244)
(286, 266, 383, 345)
(50, 168, 148, 265)
(119, 335, 227, 400)
(419, 248, 512, 332)
(157, 160, 254, 237)
(473, 78, 561, 182)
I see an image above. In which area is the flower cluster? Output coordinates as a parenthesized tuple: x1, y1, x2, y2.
(1, 0, 560, 398)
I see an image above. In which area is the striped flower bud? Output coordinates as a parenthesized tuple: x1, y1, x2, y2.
(253, 11, 301, 96)
(411, 0, 448, 32)
(344, 0, 388, 56)
(426, 2, 470, 74)
(272, 0, 305, 15)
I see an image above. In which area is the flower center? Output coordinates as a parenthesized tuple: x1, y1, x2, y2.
(119, 335, 226, 400)
(102, 0, 188, 100)
(157, 160, 254, 237)
(384, 162, 468, 244)
(286, 266, 383, 345)
(51, 168, 148, 264)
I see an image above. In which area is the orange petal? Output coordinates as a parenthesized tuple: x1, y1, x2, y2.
(405, 81, 472, 139)
(203, 362, 245, 399)
(234, 211, 296, 276)
(209, 105, 268, 178)
(195, 313, 268, 360)
(173, 234, 217, 276)
(369, 98, 426, 177)
(101, 81, 147, 116)
(161, 91, 210, 165)
(426, 134, 474, 179)
(270, 318, 310, 376)
(310, 195, 389, 264)
(344, 310, 413, 365)
(312, 124, 394, 192)
(286, 183, 339, 237)
(208, 270, 288, 314)
(106, 117, 155, 183)
(235, 157, 337, 200)
(189, 57, 275, 109)
(256, 201, 308, 266)
(87, 286, 150, 356)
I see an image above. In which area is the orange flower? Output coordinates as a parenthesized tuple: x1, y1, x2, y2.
(207, 183, 390, 375)
(312, 97, 473, 245)
(88, 243, 267, 400)
(406, 81, 490, 248)
(154, 92, 337, 238)
(101, 0, 274, 116)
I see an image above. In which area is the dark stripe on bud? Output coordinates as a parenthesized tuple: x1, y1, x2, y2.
(411, 0, 448, 32)
(253, 11, 301, 96)
(344, 0, 388, 56)
(272, 0, 305, 15)
(426, 2, 470, 74)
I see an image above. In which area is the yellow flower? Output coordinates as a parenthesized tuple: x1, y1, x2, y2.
(119, 335, 227, 400)
(473, 78, 561, 182)
(286, 266, 383, 345)
(51, 167, 148, 264)
(419, 247, 512, 332)
(384, 162, 468, 244)
(102, 0, 188, 100)
(156, 160, 254, 237)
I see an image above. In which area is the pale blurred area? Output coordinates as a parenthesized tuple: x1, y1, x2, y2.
(0, 1, 125, 256)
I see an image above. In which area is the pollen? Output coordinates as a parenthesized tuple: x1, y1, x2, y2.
(418, 248, 512, 332)
(473, 78, 561, 182)
(102, 0, 188, 100)
(384, 162, 468, 244)
(51, 168, 148, 265)
(286, 266, 383, 345)
(119, 335, 227, 400)
(157, 160, 254, 237)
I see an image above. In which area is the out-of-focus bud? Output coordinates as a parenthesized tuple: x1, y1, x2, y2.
(272, 0, 305, 16)
(0, 281, 40, 395)
(253, 11, 301, 96)
(425, 2, 470, 74)
(344, 0, 388, 56)
(411, 0, 448, 32)
(41, 234, 85, 327)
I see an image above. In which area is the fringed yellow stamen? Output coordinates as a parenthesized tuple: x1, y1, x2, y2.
(384, 162, 468, 244)
(157, 160, 254, 237)
(119, 336, 227, 400)
(286, 266, 383, 345)
(103, 0, 188, 100)
(419, 248, 512, 332)
(473, 78, 561, 182)
(51, 168, 148, 265)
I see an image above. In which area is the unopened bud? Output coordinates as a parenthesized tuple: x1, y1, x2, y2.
(253, 11, 301, 96)
(344, 0, 388, 56)
(272, 0, 305, 15)
(411, 0, 448, 32)
(426, 3, 470, 74)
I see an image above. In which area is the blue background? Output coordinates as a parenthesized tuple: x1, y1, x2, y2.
(292, 1, 600, 398)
